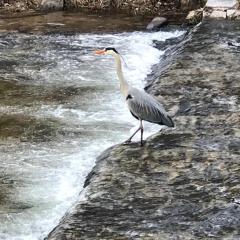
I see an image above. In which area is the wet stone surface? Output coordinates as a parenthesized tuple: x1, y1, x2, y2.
(47, 20, 240, 239)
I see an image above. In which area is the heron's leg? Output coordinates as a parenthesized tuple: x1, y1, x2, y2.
(140, 120, 144, 146)
(125, 126, 141, 143)
(125, 120, 143, 144)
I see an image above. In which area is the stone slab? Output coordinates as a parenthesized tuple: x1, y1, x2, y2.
(227, 9, 240, 19)
(47, 20, 240, 240)
(205, 0, 238, 9)
(209, 10, 227, 18)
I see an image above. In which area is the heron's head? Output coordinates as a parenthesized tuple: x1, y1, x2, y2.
(95, 47, 119, 56)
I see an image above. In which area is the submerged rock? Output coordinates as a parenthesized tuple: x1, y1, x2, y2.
(146, 17, 167, 30)
(0, 114, 60, 142)
(47, 20, 240, 239)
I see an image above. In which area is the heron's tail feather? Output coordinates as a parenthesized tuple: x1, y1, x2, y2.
(167, 115, 175, 127)
(161, 115, 174, 128)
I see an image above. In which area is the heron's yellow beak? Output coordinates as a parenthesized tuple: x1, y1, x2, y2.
(95, 49, 106, 55)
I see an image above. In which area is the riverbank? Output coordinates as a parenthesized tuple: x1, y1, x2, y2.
(0, 0, 205, 15)
(47, 19, 240, 239)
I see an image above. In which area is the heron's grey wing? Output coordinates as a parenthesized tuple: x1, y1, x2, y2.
(126, 88, 174, 127)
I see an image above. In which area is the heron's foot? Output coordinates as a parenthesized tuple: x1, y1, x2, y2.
(140, 141, 144, 147)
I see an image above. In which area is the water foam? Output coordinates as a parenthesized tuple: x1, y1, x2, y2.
(0, 29, 185, 240)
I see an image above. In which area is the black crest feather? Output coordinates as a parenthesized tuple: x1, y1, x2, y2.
(105, 47, 119, 54)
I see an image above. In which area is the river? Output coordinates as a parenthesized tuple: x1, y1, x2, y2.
(0, 12, 185, 240)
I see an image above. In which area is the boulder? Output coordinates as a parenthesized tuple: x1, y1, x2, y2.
(146, 17, 167, 31)
(205, 0, 238, 9)
(227, 9, 240, 19)
(40, 0, 63, 10)
(186, 9, 203, 24)
(203, 9, 227, 18)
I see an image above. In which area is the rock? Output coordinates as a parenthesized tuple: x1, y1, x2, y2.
(186, 9, 203, 24)
(47, 20, 240, 240)
(153, 31, 187, 51)
(204, 0, 239, 19)
(0, 114, 60, 142)
(205, 0, 238, 9)
(227, 9, 240, 19)
(40, 0, 63, 10)
(146, 17, 167, 30)
(204, 10, 227, 18)
(210, 10, 227, 18)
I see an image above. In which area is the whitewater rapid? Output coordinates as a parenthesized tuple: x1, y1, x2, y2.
(0, 29, 185, 240)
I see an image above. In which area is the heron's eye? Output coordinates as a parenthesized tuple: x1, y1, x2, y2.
(126, 94, 133, 100)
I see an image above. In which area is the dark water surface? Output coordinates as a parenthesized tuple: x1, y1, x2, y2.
(0, 11, 151, 34)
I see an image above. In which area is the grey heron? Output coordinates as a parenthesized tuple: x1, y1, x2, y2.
(95, 47, 174, 146)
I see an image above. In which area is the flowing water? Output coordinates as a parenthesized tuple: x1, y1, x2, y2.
(0, 12, 185, 240)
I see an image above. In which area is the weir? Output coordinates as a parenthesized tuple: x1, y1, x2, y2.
(0, 13, 185, 240)
(46, 17, 240, 240)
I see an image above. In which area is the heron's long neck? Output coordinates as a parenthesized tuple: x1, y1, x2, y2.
(114, 54, 129, 97)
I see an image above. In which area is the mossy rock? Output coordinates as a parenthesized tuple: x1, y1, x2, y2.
(0, 114, 60, 142)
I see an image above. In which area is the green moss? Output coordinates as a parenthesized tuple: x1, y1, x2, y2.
(0, 114, 61, 142)
(0, 80, 103, 106)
